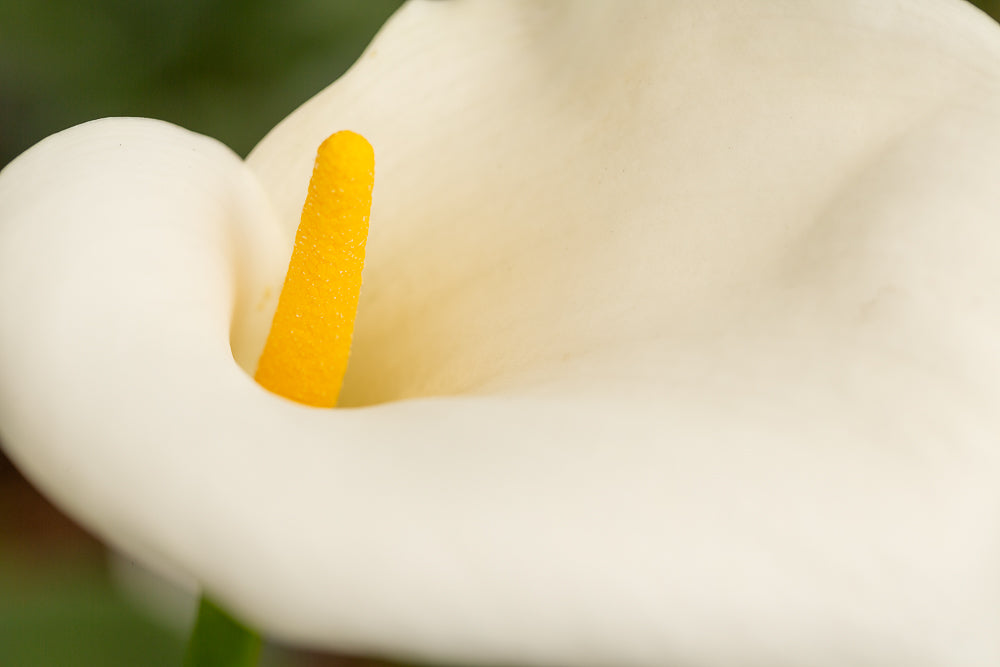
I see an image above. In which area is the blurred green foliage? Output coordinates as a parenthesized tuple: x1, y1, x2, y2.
(0, 0, 403, 163)
(0, 555, 304, 666)
(0, 551, 186, 666)
(982, 0, 1000, 16)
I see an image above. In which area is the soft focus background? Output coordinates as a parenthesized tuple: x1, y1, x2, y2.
(2, 0, 1000, 665)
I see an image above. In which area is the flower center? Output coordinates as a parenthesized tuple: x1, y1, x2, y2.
(254, 131, 374, 407)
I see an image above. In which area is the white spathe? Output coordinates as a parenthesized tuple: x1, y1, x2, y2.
(3, 1, 1000, 665)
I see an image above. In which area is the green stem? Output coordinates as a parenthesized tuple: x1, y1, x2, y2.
(184, 595, 262, 667)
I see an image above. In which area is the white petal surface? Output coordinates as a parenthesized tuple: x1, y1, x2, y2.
(3, 2, 1000, 666)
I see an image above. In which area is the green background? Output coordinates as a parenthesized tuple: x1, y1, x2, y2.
(1, 0, 1000, 665)
(0, 0, 404, 166)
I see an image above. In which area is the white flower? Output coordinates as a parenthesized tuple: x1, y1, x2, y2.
(3, 1, 1000, 665)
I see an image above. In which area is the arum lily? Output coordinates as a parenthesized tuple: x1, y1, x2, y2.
(4, 0, 1000, 665)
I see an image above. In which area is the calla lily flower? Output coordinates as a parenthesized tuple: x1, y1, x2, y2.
(4, 0, 1000, 665)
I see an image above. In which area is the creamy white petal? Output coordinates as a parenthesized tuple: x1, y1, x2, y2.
(3, 2, 1000, 667)
(248, 0, 1000, 406)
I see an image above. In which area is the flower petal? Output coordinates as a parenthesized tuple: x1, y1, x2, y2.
(0, 116, 289, 570)
(248, 0, 1000, 407)
(4, 2, 1000, 666)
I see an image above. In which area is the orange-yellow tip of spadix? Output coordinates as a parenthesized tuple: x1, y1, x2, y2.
(254, 131, 374, 407)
